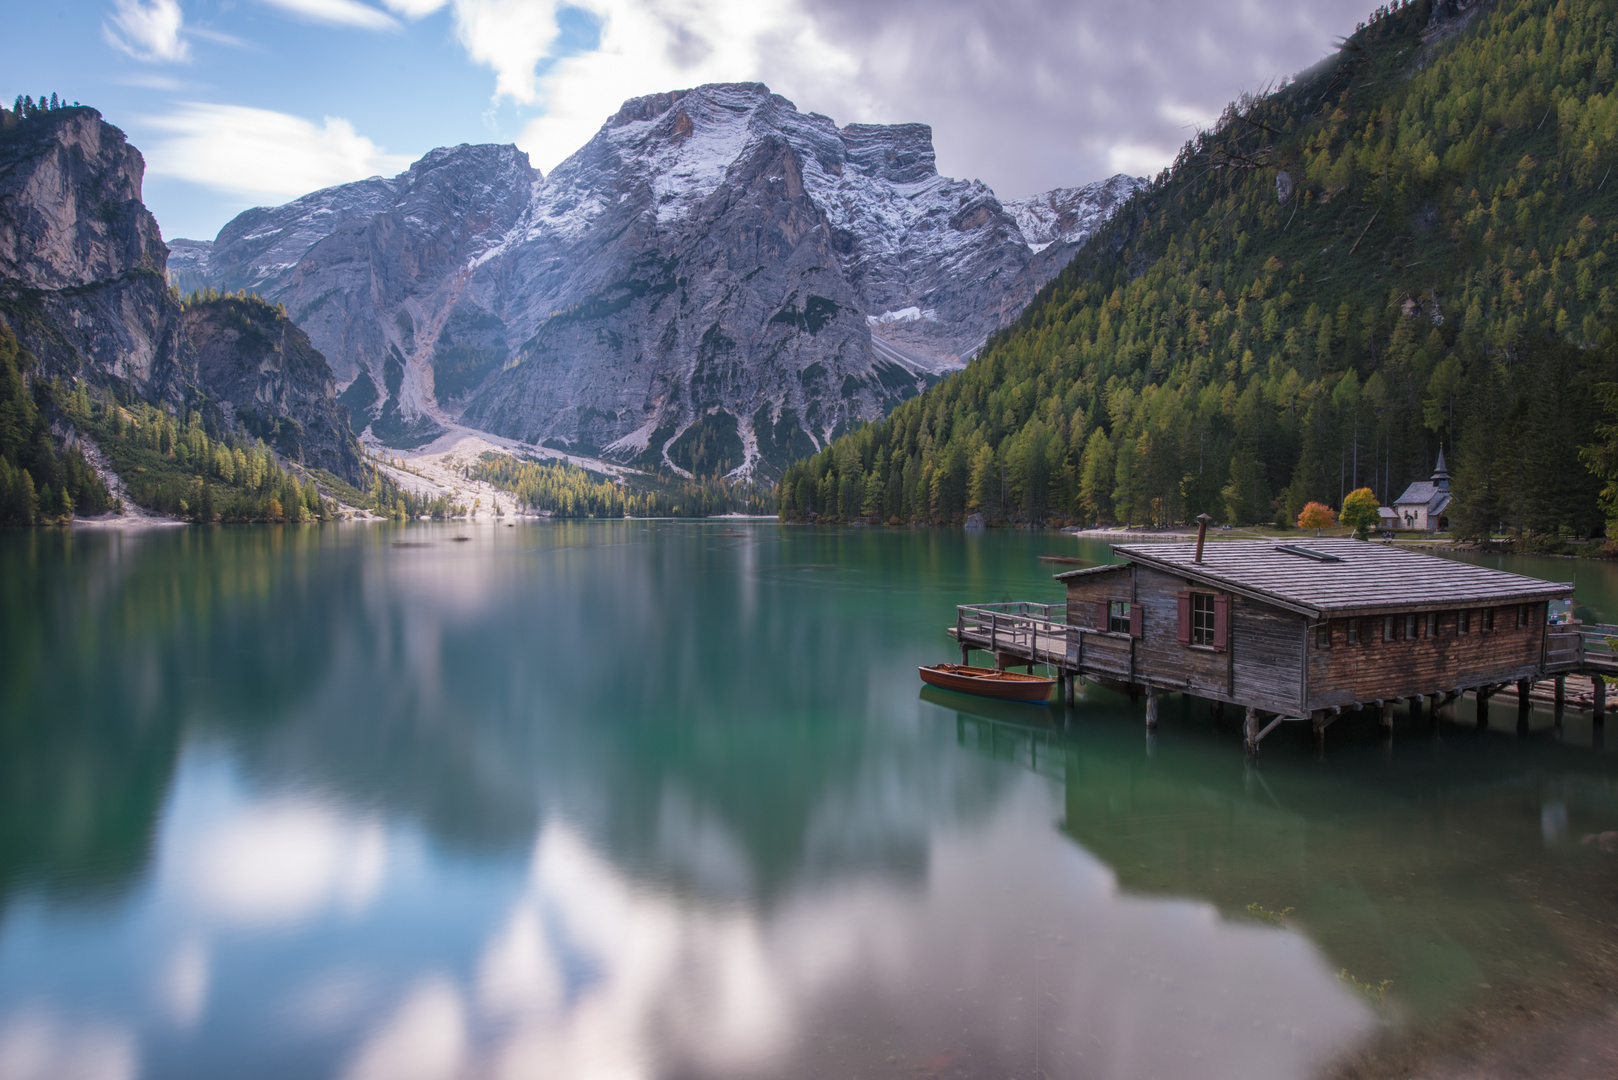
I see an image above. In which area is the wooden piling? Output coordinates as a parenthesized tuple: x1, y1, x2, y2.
(1145, 686, 1159, 730)
(1379, 701, 1395, 732)
(1596, 675, 1606, 725)
(1555, 674, 1566, 710)
(1244, 706, 1260, 757)
(1477, 686, 1490, 731)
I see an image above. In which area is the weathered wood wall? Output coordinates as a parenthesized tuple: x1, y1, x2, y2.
(1305, 603, 1548, 708)
(1064, 564, 1307, 713)
(1131, 566, 1246, 700)
(1063, 566, 1130, 632)
(1231, 597, 1308, 715)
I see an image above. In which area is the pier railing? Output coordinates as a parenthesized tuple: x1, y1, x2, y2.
(956, 603, 1069, 667)
(952, 602, 1135, 679)
(1572, 623, 1618, 653)
(1545, 628, 1586, 672)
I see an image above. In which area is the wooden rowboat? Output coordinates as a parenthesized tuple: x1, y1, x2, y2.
(918, 663, 1055, 704)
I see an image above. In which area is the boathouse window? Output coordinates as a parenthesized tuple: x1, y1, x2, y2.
(1108, 601, 1132, 634)
(1404, 614, 1417, 639)
(1316, 624, 1330, 648)
(1459, 611, 1470, 634)
(1191, 593, 1216, 646)
(1382, 616, 1395, 642)
(1347, 619, 1360, 644)
(1175, 591, 1227, 649)
(1482, 608, 1495, 632)
(1425, 612, 1436, 638)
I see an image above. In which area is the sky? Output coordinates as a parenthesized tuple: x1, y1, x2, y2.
(8, 0, 1374, 242)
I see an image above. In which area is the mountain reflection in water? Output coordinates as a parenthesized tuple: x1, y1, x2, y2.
(5, 524, 1614, 1079)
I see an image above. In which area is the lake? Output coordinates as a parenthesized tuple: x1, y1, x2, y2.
(4, 523, 1618, 1080)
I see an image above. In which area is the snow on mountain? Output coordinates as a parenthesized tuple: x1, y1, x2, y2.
(170, 84, 1143, 478)
(1007, 174, 1146, 253)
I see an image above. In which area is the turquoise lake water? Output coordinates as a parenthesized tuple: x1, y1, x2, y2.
(3, 523, 1618, 1079)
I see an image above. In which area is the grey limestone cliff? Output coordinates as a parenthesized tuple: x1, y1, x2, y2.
(0, 105, 364, 483)
(0, 104, 188, 406)
(173, 84, 1144, 477)
(183, 296, 363, 480)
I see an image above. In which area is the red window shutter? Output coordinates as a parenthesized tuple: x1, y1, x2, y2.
(1129, 604, 1143, 639)
(1097, 600, 1110, 630)
(1177, 592, 1191, 644)
(1213, 594, 1229, 652)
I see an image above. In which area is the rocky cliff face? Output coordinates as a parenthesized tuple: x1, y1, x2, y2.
(0, 105, 364, 482)
(0, 105, 188, 406)
(173, 83, 1143, 476)
(183, 297, 363, 479)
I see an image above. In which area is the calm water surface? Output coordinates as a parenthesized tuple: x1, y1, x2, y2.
(4, 524, 1618, 1080)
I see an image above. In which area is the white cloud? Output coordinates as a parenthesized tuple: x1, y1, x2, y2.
(342, 978, 467, 1080)
(1158, 99, 1221, 132)
(788, 0, 1372, 197)
(1107, 141, 1175, 177)
(158, 939, 212, 1029)
(256, 0, 402, 31)
(143, 103, 414, 201)
(182, 801, 389, 924)
(103, 0, 191, 63)
(453, 0, 564, 105)
(510, 0, 861, 173)
(379, 0, 449, 16)
(109, 71, 192, 91)
(324, 813, 1373, 1080)
(0, 1008, 137, 1080)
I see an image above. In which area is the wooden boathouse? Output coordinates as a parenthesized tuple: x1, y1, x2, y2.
(950, 532, 1593, 755)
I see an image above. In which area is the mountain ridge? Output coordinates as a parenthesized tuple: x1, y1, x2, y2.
(170, 84, 1141, 477)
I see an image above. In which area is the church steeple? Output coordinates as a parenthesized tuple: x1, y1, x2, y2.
(1432, 446, 1450, 491)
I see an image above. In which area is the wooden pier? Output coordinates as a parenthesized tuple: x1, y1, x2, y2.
(948, 534, 1593, 756)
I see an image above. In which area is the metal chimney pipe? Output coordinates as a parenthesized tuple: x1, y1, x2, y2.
(1195, 513, 1212, 563)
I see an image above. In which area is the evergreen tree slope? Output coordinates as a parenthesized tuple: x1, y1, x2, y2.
(779, 0, 1618, 538)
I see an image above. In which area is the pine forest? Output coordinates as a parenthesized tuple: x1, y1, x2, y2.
(777, 0, 1618, 541)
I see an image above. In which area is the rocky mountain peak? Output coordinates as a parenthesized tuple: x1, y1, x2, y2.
(171, 82, 1146, 477)
(401, 142, 539, 193)
(0, 105, 166, 291)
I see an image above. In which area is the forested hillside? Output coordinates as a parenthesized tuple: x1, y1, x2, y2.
(470, 453, 776, 518)
(779, 0, 1618, 539)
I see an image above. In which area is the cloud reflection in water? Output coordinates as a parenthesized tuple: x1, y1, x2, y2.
(338, 786, 1373, 1080)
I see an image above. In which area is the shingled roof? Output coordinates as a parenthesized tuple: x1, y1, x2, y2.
(1054, 538, 1570, 617)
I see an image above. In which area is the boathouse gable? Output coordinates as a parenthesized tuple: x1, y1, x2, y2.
(1059, 560, 1308, 714)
